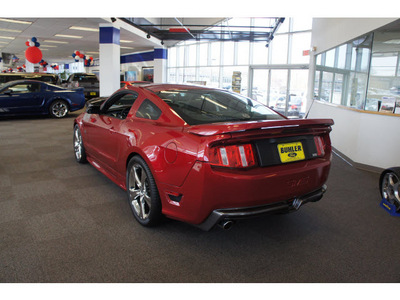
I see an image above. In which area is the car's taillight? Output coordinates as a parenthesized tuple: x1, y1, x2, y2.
(314, 136, 325, 157)
(209, 144, 256, 168)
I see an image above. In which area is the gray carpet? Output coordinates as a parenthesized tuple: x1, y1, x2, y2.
(1, 110, 399, 283)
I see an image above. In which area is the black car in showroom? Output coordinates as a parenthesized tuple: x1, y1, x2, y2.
(64, 73, 99, 100)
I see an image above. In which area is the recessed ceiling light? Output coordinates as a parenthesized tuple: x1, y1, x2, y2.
(0, 28, 22, 33)
(0, 36, 15, 40)
(69, 26, 99, 32)
(43, 40, 69, 44)
(0, 18, 32, 25)
(55, 34, 83, 39)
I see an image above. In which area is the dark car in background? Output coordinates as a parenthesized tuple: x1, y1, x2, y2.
(0, 80, 85, 118)
(64, 73, 99, 100)
(0, 73, 61, 86)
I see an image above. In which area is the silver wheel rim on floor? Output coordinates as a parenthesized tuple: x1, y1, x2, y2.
(128, 163, 151, 220)
(382, 172, 400, 207)
(52, 102, 68, 118)
(74, 128, 82, 161)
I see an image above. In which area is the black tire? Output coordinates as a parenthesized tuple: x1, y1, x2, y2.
(379, 167, 400, 212)
(126, 156, 162, 227)
(49, 99, 69, 118)
(73, 124, 87, 163)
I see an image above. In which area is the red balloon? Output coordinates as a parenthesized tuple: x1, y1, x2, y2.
(25, 46, 42, 64)
(25, 41, 30, 46)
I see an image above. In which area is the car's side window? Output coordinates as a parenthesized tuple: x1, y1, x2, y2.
(136, 99, 162, 120)
(103, 92, 138, 119)
(4, 83, 41, 94)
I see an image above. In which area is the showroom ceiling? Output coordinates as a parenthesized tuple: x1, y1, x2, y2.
(0, 17, 283, 66)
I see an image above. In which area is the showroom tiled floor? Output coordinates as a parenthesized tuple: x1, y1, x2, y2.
(0, 110, 400, 283)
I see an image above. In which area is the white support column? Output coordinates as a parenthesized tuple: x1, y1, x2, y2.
(153, 48, 167, 83)
(25, 61, 34, 73)
(99, 23, 120, 97)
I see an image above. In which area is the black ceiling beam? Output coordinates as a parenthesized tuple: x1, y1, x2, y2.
(119, 17, 285, 44)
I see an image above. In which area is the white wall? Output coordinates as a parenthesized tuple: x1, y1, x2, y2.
(306, 18, 400, 171)
(311, 18, 397, 54)
(308, 101, 400, 170)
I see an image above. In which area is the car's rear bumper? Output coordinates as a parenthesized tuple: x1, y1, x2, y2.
(195, 185, 327, 231)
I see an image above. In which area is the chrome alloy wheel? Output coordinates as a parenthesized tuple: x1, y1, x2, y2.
(381, 172, 400, 208)
(74, 127, 83, 161)
(128, 163, 152, 220)
(51, 101, 68, 118)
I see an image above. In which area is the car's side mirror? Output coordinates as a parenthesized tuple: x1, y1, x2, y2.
(4, 90, 12, 96)
(86, 105, 101, 114)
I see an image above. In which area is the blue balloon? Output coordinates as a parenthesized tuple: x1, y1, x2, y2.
(32, 37, 37, 42)
(72, 53, 76, 58)
(35, 42, 40, 47)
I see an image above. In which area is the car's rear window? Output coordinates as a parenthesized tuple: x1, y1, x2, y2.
(73, 74, 98, 82)
(155, 89, 284, 125)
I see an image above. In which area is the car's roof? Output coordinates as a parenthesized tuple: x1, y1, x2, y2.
(0, 72, 56, 76)
(143, 83, 215, 93)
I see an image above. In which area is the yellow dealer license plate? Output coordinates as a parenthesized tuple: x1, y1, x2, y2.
(277, 142, 305, 163)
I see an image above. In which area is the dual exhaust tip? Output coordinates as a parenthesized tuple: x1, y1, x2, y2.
(218, 220, 234, 230)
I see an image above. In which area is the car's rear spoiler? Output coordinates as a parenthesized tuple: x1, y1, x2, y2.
(186, 119, 334, 136)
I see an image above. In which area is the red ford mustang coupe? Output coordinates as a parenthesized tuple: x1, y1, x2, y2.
(74, 84, 334, 230)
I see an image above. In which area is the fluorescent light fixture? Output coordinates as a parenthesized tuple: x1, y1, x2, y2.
(69, 26, 99, 32)
(0, 36, 15, 40)
(0, 18, 32, 25)
(40, 45, 57, 48)
(0, 28, 22, 33)
(43, 40, 69, 44)
(0, 41, 8, 44)
(383, 39, 400, 45)
(120, 46, 134, 49)
(86, 51, 99, 54)
(55, 34, 83, 39)
(120, 40, 133, 43)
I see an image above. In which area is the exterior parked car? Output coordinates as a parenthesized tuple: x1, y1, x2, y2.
(0, 72, 61, 86)
(74, 84, 334, 230)
(64, 73, 99, 100)
(0, 80, 85, 118)
(274, 95, 305, 117)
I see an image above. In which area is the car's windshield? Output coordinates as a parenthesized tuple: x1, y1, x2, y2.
(156, 89, 284, 125)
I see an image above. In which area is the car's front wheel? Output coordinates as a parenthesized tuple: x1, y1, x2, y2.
(380, 167, 400, 212)
(49, 99, 69, 118)
(126, 156, 162, 227)
(73, 124, 87, 163)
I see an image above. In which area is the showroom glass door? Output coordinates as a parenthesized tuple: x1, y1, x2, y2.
(250, 67, 308, 118)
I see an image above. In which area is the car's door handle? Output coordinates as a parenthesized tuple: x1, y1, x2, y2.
(110, 126, 117, 134)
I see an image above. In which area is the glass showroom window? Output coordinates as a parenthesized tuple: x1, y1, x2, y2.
(314, 33, 373, 110)
(166, 17, 312, 106)
(366, 31, 400, 113)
